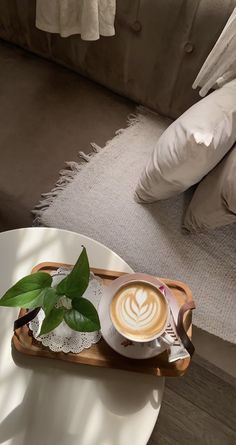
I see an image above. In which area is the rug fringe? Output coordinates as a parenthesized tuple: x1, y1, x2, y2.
(32, 107, 144, 225)
(32, 143, 100, 224)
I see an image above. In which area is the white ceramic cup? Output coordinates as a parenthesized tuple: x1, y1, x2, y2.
(109, 273, 175, 348)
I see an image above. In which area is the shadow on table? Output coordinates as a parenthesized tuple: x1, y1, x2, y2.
(0, 348, 163, 445)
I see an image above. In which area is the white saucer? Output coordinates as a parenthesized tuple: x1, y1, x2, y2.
(98, 274, 180, 359)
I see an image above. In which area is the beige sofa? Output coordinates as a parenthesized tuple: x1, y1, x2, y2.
(0, 0, 235, 119)
(0, 0, 236, 231)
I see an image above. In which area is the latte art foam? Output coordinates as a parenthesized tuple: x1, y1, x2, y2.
(110, 282, 168, 342)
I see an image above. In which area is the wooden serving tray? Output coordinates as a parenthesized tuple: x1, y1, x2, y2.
(12, 262, 193, 377)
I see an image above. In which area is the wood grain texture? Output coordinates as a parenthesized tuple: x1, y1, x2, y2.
(12, 262, 193, 377)
(166, 355, 236, 429)
(148, 356, 236, 445)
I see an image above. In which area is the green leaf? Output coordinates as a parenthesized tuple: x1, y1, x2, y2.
(39, 307, 65, 336)
(0, 272, 52, 308)
(64, 298, 100, 332)
(42, 287, 60, 316)
(56, 247, 90, 299)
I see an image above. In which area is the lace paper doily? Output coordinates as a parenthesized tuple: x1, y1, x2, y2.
(29, 268, 103, 353)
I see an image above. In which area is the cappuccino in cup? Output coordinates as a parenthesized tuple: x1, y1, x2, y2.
(110, 281, 169, 342)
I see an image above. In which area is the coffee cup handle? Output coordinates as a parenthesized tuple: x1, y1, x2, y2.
(151, 302, 196, 355)
(161, 331, 175, 345)
(148, 338, 161, 349)
(148, 331, 175, 349)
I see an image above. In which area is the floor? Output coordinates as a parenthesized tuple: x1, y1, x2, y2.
(0, 40, 134, 231)
(149, 354, 236, 445)
(192, 326, 236, 378)
(0, 40, 235, 445)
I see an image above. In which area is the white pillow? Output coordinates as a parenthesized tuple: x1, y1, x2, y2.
(135, 80, 236, 202)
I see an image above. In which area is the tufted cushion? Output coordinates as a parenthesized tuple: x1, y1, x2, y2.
(0, 0, 236, 118)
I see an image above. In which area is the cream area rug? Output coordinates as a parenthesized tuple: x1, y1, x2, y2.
(33, 109, 236, 344)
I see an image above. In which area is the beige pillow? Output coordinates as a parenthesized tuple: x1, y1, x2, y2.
(135, 79, 236, 202)
(184, 146, 236, 232)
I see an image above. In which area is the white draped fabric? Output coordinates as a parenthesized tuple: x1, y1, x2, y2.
(193, 7, 236, 97)
(36, 0, 116, 40)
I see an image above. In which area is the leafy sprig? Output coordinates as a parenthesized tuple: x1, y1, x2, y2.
(0, 247, 100, 336)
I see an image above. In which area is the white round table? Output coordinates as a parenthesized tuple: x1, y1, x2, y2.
(0, 228, 164, 445)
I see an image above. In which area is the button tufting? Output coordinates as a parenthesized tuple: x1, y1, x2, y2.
(184, 41, 194, 53)
(131, 20, 142, 33)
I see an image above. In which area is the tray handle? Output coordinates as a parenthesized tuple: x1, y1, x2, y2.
(14, 308, 40, 331)
(177, 300, 196, 357)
